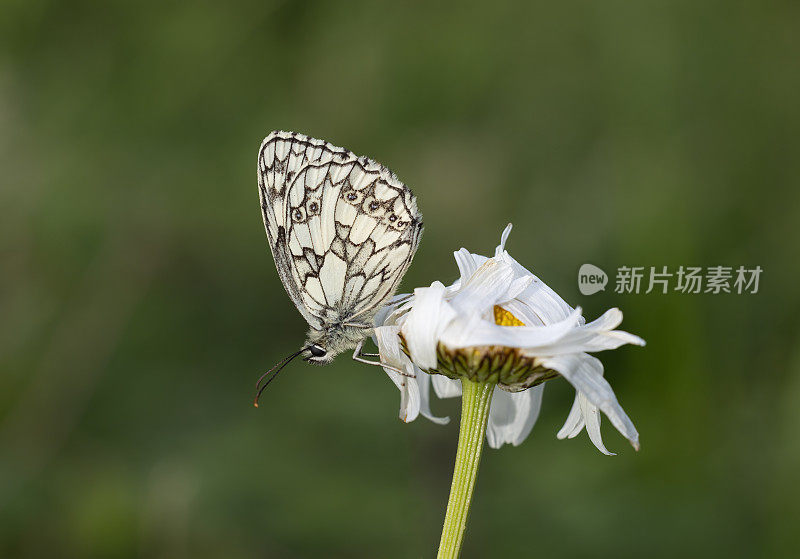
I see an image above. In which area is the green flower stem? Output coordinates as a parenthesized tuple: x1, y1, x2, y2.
(437, 379, 494, 559)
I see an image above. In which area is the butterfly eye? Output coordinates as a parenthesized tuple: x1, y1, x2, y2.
(292, 207, 307, 222)
(308, 345, 326, 357)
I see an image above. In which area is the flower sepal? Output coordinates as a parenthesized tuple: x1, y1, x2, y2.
(431, 341, 559, 391)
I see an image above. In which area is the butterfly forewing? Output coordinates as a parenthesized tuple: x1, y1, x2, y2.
(258, 131, 422, 334)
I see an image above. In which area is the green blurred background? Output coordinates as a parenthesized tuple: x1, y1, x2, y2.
(1, 1, 799, 557)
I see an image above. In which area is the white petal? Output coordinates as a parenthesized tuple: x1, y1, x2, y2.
(436, 312, 486, 348)
(374, 326, 402, 378)
(454, 248, 479, 282)
(400, 282, 455, 370)
(519, 279, 579, 325)
(579, 392, 614, 455)
(498, 253, 576, 324)
(431, 374, 462, 398)
(417, 370, 450, 425)
(505, 274, 535, 302)
(518, 308, 645, 356)
(486, 388, 515, 449)
(556, 393, 585, 439)
(568, 308, 646, 350)
(485, 385, 544, 449)
(373, 293, 411, 328)
(397, 377, 420, 423)
(440, 307, 583, 350)
(375, 326, 420, 423)
(538, 353, 639, 450)
(494, 223, 513, 257)
(449, 259, 517, 316)
(511, 384, 545, 446)
(498, 299, 544, 327)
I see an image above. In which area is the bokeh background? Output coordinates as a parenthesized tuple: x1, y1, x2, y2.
(2, 1, 799, 557)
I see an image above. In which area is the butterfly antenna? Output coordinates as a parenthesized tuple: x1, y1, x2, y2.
(253, 346, 310, 408)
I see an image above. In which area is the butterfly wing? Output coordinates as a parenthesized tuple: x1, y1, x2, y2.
(257, 131, 423, 331)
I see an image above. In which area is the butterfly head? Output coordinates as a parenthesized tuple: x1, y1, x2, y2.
(303, 343, 332, 365)
(303, 323, 372, 365)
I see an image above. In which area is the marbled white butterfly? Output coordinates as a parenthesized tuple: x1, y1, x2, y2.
(254, 131, 422, 403)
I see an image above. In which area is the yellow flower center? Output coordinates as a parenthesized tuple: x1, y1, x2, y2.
(493, 305, 525, 327)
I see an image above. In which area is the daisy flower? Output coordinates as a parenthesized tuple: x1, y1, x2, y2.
(373, 224, 644, 454)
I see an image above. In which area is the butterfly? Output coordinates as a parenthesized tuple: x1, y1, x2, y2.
(254, 131, 423, 403)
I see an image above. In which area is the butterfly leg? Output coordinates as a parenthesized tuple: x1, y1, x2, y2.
(351, 340, 414, 378)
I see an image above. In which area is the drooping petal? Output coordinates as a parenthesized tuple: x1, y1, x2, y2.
(376, 326, 449, 425)
(510, 384, 545, 446)
(374, 325, 403, 373)
(538, 353, 639, 450)
(397, 377, 420, 423)
(579, 392, 614, 455)
(486, 388, 516, 449)
(520, 309, 645, 356)
(576, 308, 645, 348)
(576, 308, 645, 346)
(401, 282, 456, 370)
(485, 384, 545, 448)
(556, 365, 617, 454)
(431, 374, 462, 398)
(375, 325, 420, 423)
(417, 370, 450, 425)
(557, 393, 585, 439)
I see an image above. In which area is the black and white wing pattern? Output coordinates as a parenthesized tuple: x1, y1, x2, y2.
(257, 131, 423, 331)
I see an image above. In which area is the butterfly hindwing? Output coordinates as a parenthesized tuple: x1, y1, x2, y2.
(258, 131, 422, 332)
